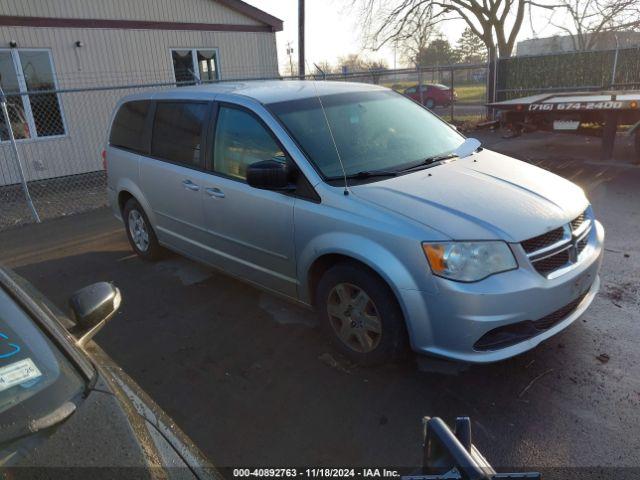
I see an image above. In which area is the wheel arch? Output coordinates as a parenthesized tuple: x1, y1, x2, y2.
(115, 179, 157, 227)
(299, 235, 422, 333)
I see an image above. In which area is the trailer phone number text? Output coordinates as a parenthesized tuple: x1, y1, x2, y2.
(232, 468, 400, 478)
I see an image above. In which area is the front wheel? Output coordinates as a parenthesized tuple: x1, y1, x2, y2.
(316, 263, 408, 366)
(123, 198, 162, 260)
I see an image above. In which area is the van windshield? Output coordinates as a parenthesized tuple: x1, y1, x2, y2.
(268, 90, 463, 179)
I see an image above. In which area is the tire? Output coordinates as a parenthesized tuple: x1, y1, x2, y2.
(316, 262, 408, 366)
(425, 98, 435, 109)
(123, 198, 162, 261)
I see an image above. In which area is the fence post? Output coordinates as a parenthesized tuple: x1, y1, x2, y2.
(0, 87, 40, 223)
(486, 46, 497, 120)
(450, 67, 454, 123)
(417, 64, 424, 104)
(610, 35, 620, 88)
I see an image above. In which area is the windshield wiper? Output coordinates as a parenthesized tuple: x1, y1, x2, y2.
(0, 401, 76, 444)
(343, 170, 399, 179)
(398, 153, 458, 173)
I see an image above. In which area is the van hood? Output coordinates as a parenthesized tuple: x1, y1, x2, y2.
(350, 149, 588, 242)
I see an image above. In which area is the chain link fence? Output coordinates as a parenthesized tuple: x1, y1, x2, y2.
(1, 82, 178, 230)
(496, 46, 640, 101)
(308, 63, 488, 125)
(0, 63, 488, 231)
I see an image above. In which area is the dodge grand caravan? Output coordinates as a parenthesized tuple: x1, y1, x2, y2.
(105, 81, 604, 365)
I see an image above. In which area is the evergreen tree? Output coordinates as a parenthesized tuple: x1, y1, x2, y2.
(455, 27, 487, 64)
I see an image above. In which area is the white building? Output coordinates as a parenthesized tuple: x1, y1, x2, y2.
(0, 0, 282, 185)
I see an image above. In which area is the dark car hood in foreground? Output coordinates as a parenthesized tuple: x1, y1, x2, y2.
(351, 149, 588, 242)
(9, 344, 219, 479)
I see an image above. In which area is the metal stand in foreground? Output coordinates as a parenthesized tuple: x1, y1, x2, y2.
(0, 86, 40, 223)
(403, 416, 541, 480)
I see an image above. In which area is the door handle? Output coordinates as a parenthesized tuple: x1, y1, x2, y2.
(182, 179, 200, 192)
(205, 187, 225, 198)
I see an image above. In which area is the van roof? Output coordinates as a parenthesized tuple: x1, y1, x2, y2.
(122, 80, 387, 105)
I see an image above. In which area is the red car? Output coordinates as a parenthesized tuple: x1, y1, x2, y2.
(403, 84, 456, 109)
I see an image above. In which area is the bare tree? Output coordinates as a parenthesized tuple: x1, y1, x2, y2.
(351, 0, 559, 58)
(551, 0, 640, 51)
(386, 5, 436, 65)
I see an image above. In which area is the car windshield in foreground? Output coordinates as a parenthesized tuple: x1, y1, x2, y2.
(0, 284, 85, 446)
(267, 90, 464, 180)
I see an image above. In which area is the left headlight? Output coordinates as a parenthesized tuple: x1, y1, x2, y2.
(422, 241, 517, 282)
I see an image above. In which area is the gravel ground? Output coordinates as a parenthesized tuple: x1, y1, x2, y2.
(0, 171, 107, 231)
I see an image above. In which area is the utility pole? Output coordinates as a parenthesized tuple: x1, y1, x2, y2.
(286, 41, 294, 77)
(298, 0, 305, 79)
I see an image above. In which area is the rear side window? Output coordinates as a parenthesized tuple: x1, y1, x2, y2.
(109, 101, 151, 153)
(151, 102, 208, 169)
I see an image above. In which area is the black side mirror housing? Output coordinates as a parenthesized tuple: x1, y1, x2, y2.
(69, 282, 122, 346)
(246, 160, 292, 191)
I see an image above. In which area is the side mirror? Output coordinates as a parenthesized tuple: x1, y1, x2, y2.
(69, 282, 122, 347)
(453, 137, 482, 159)
(246, 160, 292, 191)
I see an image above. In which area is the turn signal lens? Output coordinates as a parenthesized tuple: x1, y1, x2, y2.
(423, 244, 447, 273)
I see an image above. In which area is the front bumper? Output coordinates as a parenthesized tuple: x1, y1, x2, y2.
(401, 220, 605, 363)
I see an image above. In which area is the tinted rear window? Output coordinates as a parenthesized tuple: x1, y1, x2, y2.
(151, 102, 208, 168)
(109, 101, 150, 153)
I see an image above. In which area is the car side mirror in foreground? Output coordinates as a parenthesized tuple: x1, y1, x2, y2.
(69, 282, 122, 347)
(246, 159, 292, 191)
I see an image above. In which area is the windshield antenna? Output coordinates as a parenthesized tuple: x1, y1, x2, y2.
(306, 61, 349, 196)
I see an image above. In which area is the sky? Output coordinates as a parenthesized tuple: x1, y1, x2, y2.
(243, 0, 568, 73)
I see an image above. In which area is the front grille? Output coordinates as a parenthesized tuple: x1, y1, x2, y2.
(534, 291, 589, 330)
(571, 212, 586, 232)
(521, 227, 564, 253)
(474, 291, 590, 351)
(522, 208, 592, 277)
(533, 249, 570, 275)
(577, 236, 588, 255)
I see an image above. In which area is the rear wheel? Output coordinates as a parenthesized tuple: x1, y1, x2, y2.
(123, 198, 162, 260)
(316, 263, 408, 365)
(425, 98, 435, 109)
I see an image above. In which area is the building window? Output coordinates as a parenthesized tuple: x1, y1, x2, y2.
(171, 49, 220, 85)
(0, 49, 65, 142)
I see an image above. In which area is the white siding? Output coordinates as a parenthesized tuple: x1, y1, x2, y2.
(0, 27, 279, 86)
(0, 25, 279, 185)
(0, 0, 263, 26)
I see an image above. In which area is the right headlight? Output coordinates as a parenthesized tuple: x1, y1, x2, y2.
(422, 241, 517, 282)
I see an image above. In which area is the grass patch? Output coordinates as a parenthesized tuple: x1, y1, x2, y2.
(456, 85, 486, 103)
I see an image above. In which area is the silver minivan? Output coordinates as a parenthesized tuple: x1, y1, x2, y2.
(106, 81, 604, 365)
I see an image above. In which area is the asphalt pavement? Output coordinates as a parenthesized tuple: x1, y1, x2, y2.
(1, 131, 639, 477)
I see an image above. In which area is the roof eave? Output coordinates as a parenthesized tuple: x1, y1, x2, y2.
(215, 0, 283, 32)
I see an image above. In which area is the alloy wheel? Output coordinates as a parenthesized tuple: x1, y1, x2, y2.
(326, 282, 382, 353)
(128, 209, 150, 252)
